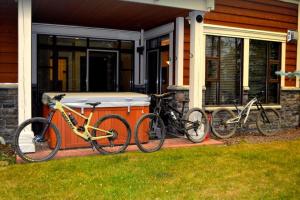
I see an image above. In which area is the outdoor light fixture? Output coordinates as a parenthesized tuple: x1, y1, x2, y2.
(137, 46, 144, 55)
(196, 15, 204, 23)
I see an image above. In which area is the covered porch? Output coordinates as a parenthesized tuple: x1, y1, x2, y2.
(18, 0, 215, 122)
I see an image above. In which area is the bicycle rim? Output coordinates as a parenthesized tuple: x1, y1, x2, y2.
(256, 108, 281, 136)
(185, 108, 208, 143)
(211, 109, 237, 139)
(15, 118, 61, 162)
(92, 115, 131, 154)
(134, 114, 166, 153)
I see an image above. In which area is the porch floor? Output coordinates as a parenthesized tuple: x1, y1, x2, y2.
(17, 138, 223, 163)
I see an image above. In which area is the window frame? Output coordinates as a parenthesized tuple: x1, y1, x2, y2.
(205, 35, 243, 106)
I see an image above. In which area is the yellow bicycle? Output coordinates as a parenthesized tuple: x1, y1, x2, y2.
(15, 94, 131, 162)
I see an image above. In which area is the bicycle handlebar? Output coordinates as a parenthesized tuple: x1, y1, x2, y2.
(52, 94, 66, 101)
(151, 92, 175, 99)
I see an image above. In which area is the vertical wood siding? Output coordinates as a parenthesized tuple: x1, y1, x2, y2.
(0, 0, 18, 83)
(183, 0, 298, 87)
(183, 21, 190, 85)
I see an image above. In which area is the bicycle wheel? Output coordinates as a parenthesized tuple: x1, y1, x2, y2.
(134, 113, 166, 153)
(184, 108, 209, 143)
(91, 114, 131, 154)
(256, 108, 281, 136)
(211, 109, 237, 139)
(14, 117, 61, 162)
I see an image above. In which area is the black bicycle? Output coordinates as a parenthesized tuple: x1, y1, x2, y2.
(134, 92, 209, 153)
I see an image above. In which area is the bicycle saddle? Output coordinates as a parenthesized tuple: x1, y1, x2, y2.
(152, 92, 175, 99)
(86, 102, 101, 107)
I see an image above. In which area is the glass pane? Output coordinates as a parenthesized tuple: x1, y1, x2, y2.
(207, 60, 218, 79)
(88, 51, 117, 92)
(249, 40, 268, 103)
(121, 41, 134, 49)
(161, 50, 169, 93)
(206, 36, 219, 57)
(219, 37, 242, 105)
(119, 70, 131, 92)
(56, 37, 87, 47)
(160, 36, 170, 46)
(268, 83, 279, 104)
(38, 35, 53, 46)
(269, 42, 280, 60)
(120, 53, 133, 92)
(38, 49, 53, 91)
(89, 39, 119, 49)
(147, 39, 159, 49)
(58, 51, 86, 92)
(205, 82, 218, 105)
(270, 63, 280, 80)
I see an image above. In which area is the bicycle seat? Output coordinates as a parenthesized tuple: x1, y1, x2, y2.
(152, 92, 175, 99)
(86, 102, 101, 107)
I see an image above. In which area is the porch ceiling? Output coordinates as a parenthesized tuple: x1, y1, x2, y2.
(32, 0, 190, 31)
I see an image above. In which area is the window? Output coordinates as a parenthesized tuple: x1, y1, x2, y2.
(205, 36, 243, 105)
(249, 40, 281, 104)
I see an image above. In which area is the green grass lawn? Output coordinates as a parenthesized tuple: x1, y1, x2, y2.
(1, 140, 300, 200)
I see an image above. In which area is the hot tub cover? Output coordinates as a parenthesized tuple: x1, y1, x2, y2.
(42, 92, 150, 108)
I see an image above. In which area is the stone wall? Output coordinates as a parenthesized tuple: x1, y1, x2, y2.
(280, 89, 300, 128)
(0, 85, 18, 144)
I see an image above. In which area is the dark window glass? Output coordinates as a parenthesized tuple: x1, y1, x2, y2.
(121, 41, 134, 49)
(249, 40, 281, 104)
(205, 36, 242, 105)
(56, 37, 87, 47)
(38, 35, 53, 46)
(89, 39, 119, 49)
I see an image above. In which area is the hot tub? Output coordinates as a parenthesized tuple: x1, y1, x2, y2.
(42, 92, 150, 149)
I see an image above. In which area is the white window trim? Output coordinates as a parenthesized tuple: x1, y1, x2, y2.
(203, 24, 287, 42)
(32, 23, 141, 41)
(202, 24, 292, 91)
(144, 22, 174, 40)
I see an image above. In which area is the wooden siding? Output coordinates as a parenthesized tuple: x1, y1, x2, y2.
(183, 0, 298, 87)
(183, 22, 190, 85)
(0, 0, 18, 83)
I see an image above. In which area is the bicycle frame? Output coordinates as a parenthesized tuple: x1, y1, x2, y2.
(48, 101, 113, 141)
(226, 97, 258, 125)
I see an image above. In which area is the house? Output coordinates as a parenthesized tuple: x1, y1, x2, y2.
(0, 0, 299, 145)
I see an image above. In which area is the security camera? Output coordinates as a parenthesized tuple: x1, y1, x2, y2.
(196, 15, 203, 23)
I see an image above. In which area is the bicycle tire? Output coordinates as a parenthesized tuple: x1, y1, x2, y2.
(211, 108, 237, 139)
(91, 114, 131, 154)
(15, 117, 61, 162)
(184, 108, 209, 143)
(134, 113, 166, 153)
(256, 108, 281, 136)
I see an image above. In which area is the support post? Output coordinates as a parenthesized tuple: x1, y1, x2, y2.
(18, 0, 34, 152)
(281, 42, 286, 87)
(175, 17, 184, 86)
(189, 11, 205, 108)
(169, 32, 174, 85)
(243, 38, 250, 91)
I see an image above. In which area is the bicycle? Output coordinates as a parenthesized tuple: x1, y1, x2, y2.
(134, 92, 209, 153)
(15, 94, 131, 162)
(210, 92, 281, 139)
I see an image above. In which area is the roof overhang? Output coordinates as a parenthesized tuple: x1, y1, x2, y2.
(121, 0, 215, 11)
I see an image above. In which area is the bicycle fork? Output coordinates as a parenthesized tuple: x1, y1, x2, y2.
(35, 111, 56, 142)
